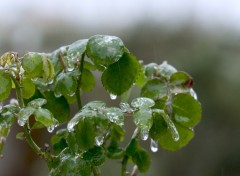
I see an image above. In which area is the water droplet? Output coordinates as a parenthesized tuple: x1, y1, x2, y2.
(17, 119, 26, 127)
(140, 128, 149, 141)
(95, 136, 104, 146)
(110, 93, 117, 100)
(47, 125, 55, 133)
(150, 139, 158, 152)
(47, 79, 54, 85)
(67, 92, 75, 97)
(54, 92, 62, 98)
(67, 59, 75, 71)
(31, 78, 38, 82)
(190, 88, 198, 100)
(0, 102, 3, 111)
(67, 114, 81, 132)
(119, 102, 133, 113)
(10, 98, 18, 105)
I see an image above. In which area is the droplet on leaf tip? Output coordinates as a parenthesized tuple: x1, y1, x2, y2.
(150, 139, 158, 152)
(140, 128, 149, 141)
(110, 93, 117, 100)
(95, 136, 104, 146)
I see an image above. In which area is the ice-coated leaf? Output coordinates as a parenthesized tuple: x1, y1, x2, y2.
(0, 70, 12, 101)
(132, 148, 151, 173)
(133, 109, 153, 137)
(83, 146, 106, 166)
(158, 61, 177, 79)
(43, 91, 70, 123)
(18, 106, 35, 126)
(131, 97, 155, 109)
(170, 71, 192, 87)
(105, 107, 124, 126)
(86, 35, 125, 67)
(144, 63, 158, 78)
(101, 52, 139, 95)
(141, 79, 167, 100)
(109, 124, 125, 147)
(67, 39, 88, 59)
(0, 52, 18, 67)
(34, 108, 57, 127)
(21, 77, 35, 99)
(82, 101, 106, 110)
(55, 72, 77, 97)
(22, 52, 43, 78)
(172, 93, 202, 128)
(80, 69, 96, 92)
(0, 104, 19, 128)
(27, 98, 47, 108)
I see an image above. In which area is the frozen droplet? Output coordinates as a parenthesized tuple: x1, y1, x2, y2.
(9, 98, 18, 105)
(67, 92, 75, 97)
(54, 92, 62, 98)
(47, 79, 54, 85)
(95, 136, 104, 146)
(190, 88, 198, 100)
(110, 93, 117, 100)
(17, 119, 26, 127)
(140, 128, 149, 141)
(31, 78, 38, 82)
(47, 125, 55, 133)
(119, 102, 133, 113)
(0, 102, 3, 111)
(150, 139, 158, 152)
(67, 114, 81, 132)
(67, 60, 75, 72)
(131, 97, 155, 109)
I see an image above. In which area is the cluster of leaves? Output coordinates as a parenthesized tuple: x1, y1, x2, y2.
(0, 35, 201, 175)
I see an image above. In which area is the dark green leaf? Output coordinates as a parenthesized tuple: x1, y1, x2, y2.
(43, 91, 70, 123)
(51, 130, 68, 155)
(149, 112, 166, 141)
(126, 138, 139, 157)
(141, 79, 167, 100)
(101, 52, 139, 95)
(0, 70, 12, 101)
(172, 93, 202, 128)
(66, 132, 79, 153)
(170, 71, 192, 86)
(80, 69, 96, 92)
(22, 52, 43, 78)
(86, 35, 125, 67)
(107, 147, 125, 159)
(83, 146, 106, 166)
(132, 148, 151, 173)
(75, 119, 95, 150)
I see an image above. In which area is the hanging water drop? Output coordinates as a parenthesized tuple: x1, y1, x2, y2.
(47, 79, 54, 85)
(140, 128, 149, 141)
(190, 88, 198, 100)
(47, 125, 55, 133)
(17, 119, 26, 127)
(110, 93, 117, 100)
(54, 92, 62, 98)
(150, 139, 158, 152)
(95, 136, 104, 146)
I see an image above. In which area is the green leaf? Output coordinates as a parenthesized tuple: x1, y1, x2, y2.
(34, 108, 57, 127)
(107, 147, 125, 159)
(83, 101, 106, 110)
(86, 35, 125, 67)
(135, 64, 148, 87)
(80, 69, 96, 92)
(170, 71, 192, 86)
(66, 132, 79, 153)
(105, 107, 124, 126)
(149, 111, 165, 141)
(141, 79, 167, 100)
(42, 56, 55, 82)
(16, 132, 24, 140)
(27, 98, 47, 108)
(172, 93, 202, 128)
(21, 77, 35, 99)
(0, 126, 10, 157)
(126, 138, 139, 157)
(144, 63, 158, 78)
(83, 146, 106, 166)
(75, 119, 96, 150)
(51, 129, 68, 155)
(55, 72, 77, 97)
(109, 124, 125, 147)
(158, 61, 177, 79)
(132, 148, 151, 173)
(18, 106, 35, 126)
(131, 97, 155, 109)
(43, 91, 70, 123)
(0, 70, 12, 101)
(101, 52, 139, 95)
(22, 52, 43, 78)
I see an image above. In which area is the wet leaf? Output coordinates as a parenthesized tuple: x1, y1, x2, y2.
(27, 98, 47, 108)
(101, 52, 139, 95)
(172, 93, 202, 128)
(158, 61, 177, 79)
(42, 56, 55, 82)
(0, 104, 18, 128)
(83, 146, 106, 166)
(132, 148, 151, 173)
(170, 71, 192, 86)
(18, 106, 35, 126)
(86, 35, 125, 67)
(80, 69, 96, 92)
(21, 77, 35, 99)
(34, 108, 57, 127)
(67, 39, 88, 59)
(0, 70, 12, 101)
(131, 97, 155, 109)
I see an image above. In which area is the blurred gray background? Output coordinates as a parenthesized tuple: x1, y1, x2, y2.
(0, 0, 240, 175)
